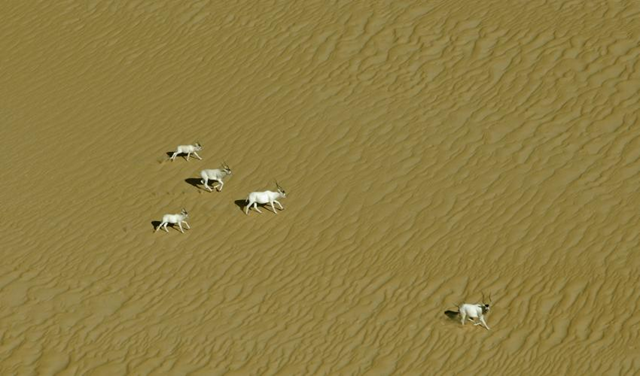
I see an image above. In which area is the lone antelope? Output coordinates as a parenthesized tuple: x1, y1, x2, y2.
(444, 293, 492, 330)
(155, 208, 191, 233)
(170, 142, 202, 161)
(245, 181, 287, 215)
(200, 162, 232, 192)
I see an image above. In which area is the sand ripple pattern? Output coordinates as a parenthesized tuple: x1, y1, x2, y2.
(1, 0, 640, 375)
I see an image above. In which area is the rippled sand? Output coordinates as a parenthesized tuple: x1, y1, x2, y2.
(1, 1, 640, 375)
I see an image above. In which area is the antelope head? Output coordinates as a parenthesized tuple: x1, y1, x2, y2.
(275, 180, 287, 197)
(481, 292, 492, 313)
(222, 161, 232, 175)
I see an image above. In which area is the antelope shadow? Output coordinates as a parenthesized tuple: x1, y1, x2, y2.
(165, 151, 192, 160)
(151, 221, 185, 233)
(444, 309, 460, 320)
(234, 199, 247, 213)
(234, 199, 282, 214)
(185, 178, 203, 190)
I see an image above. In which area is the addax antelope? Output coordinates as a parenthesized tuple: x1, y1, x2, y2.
(200, 162, 232, 192)
(170, 142, 202, 161)
(155, 208, 191, 233)
(245, 181, 287, 215)
(444, 293, 492, 330)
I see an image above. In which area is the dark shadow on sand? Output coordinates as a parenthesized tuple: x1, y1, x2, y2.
(235, 200, 282, 214)
(166, 151, 190, 160)
(234, 199, 247, 213)
(151, 220, 162, 231)
(152, 221, 184, 233)
(185, 178, 203, 190)
(444, 310, 460, 320)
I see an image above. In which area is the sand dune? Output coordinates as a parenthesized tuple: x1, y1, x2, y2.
(1, 0, 639, 375)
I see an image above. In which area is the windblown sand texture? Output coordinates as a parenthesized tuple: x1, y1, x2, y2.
(1, 0, 640, 375)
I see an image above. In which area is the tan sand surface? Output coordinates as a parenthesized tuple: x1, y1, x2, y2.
(1, 0, 640, 374)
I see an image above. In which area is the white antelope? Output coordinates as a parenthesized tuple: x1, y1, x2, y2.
(245, 182, 287, 215)
(200, 162, 232, 192)
(444, 293, 492, 330)
(155, 208, 191, 233)
(170, 142, 202, 161)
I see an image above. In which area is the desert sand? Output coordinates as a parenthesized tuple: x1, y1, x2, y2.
(1, 0, 639, 375)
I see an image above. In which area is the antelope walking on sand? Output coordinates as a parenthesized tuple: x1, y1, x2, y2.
(200, 162, 232, 192)
(170, 142, 202, 161)
(444, 293, 492, 330)
(245, 182, 287, 215)
(155, 208, 191, 233)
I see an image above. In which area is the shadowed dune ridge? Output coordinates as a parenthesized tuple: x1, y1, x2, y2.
(1, 0, 640, 374)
